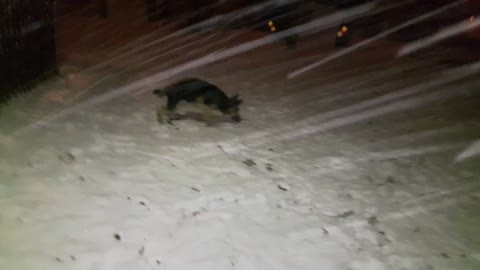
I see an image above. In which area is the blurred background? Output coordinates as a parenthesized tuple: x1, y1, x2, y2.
(0, 1, 479, 270)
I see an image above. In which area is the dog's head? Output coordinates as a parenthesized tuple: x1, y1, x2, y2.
(225, 94, 243, 122)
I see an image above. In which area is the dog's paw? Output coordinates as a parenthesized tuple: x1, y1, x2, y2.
(231, 115, 242, 123)
(156, 114, 166, 124)
(168, 115, 183, 121)
(205, 121, 217, 127)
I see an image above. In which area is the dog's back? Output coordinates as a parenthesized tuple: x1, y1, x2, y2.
(164, 78, 228, 102)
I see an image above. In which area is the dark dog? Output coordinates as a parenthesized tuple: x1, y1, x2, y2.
(153, 78, 243, 125)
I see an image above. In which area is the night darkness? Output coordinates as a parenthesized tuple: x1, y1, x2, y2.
(1, 1, 479, 269)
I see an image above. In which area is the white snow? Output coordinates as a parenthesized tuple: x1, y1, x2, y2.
(1, 5, 479, 270)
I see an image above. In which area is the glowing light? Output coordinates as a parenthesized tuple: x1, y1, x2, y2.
(268, 20, 277, 32)
(341, 25, 348, 32)
(337, 31, 343, 37)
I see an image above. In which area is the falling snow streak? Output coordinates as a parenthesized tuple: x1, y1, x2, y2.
(455, 139, 480, 162)
(287, 0, 468, 79)
(83, 0, 303, 74)
(12, 2, 377, 136)
(398, 17, 480, 57)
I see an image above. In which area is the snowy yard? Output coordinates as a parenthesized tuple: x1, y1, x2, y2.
(1, 14, 480, 270)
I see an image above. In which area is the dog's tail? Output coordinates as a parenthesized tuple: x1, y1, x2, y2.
(152, 89, 166, 97)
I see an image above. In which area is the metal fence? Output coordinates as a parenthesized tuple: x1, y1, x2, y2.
(0, 0, 57, 104)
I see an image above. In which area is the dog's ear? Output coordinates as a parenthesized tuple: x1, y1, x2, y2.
(231, 94, 242, 104)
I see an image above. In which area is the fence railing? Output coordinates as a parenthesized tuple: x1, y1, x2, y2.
(0, 0, 57, 104)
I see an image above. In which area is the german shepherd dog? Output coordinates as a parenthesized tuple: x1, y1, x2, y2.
(153, 78, 243, 125)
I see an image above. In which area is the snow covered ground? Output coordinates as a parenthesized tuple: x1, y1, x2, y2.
(1, 13, 480, 270)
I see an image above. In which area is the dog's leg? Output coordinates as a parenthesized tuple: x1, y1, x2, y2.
(156, 106, 168, 124)
(198, 104, 222, 126)
(156, 105, 182, 125)
(166, 96, 183, 122)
